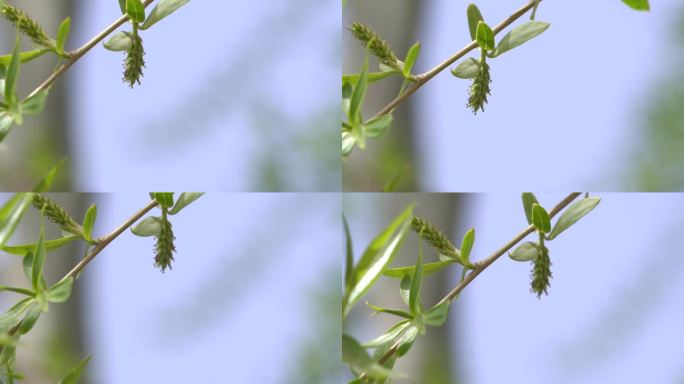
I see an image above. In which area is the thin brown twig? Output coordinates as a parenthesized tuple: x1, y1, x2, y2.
(23, 0, 155, 100)
(370, 0, 540, 120)
(364, 192, 582, 374)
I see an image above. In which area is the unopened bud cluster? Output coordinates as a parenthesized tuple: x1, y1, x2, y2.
(0, 4, 54, 49)
(411, 216, 459, 260)
(348, 22, 398, 66)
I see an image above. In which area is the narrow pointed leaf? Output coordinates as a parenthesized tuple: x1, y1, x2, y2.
(18, 301, 41, 334)
(460, 228, 475, 267)
(402, 42, 420, 78)
(362, 320, 410, 348)
(5, 35, 21, 104)
(493, 21, 550, 57)
(548, 197, 601, 240)
(141, 0, 191, 30)
(82, 204, 97, 242)
(365, 302, 412, 319)
(0, 111, 13, 143)
(349, 57, 369, 125)
(383, 259, 457, 278)
(169, 192, 203, 214)
(343, 215, 354, 291)
(58, 355, 93, 384)
(409, 246, 423, 316)
(467, 4, 484, 41)
(0, 193, 34, 248)
(31, 228, 46, 292)
(522, 193, 540, 225)
(622, 0, 649, 11)
(0, 286, 34, 296)
(33, 158, 66, 192)
(56, 17, 72, 54)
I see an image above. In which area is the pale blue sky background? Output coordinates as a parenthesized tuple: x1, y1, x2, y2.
(344, 193, 684, 383)
(406, 0, 679, 190)
(70, 0, 338, 191)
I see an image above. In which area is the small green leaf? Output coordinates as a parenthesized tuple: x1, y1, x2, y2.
(362, 320, 411, 348)
(21, 90, 49, 116)
(365, 302, 412, 319)
(424, 301, 450, 326)
(33, 158, 67, 192)
(364, 114, 393, 139)
(342, 334, 393, 379)
(382, 259, 457, 278)
(451, 57, 481, 79)
(349, 57, 369, 126)
(151, 192, 174, 208)
(622, 0, 649, 11)
(58, 355, 93, 384)
(522, 193, 540, 225)
(141, 0, 191, 30)
(460, 228, 475, 267)
(169, 192, 203, 215)
(548, 197, 601, 240)
(395, 324, 419, 357)
(0, 193, 34, 248)
(82, 204, 97, 242)
(342, 70, 395, 86)
(103, 31, 133, 51)
(343, 215, 354, 291)
(508, 241, 539, 262)
(56, 17, 72, 55)
(531, 204, 551, 234)
(126, 0, 146, 23)
(130, 216, 162, 237)
(476, 21, 495, 52)
(47, 277, 74, 303)
(31, 228, 46, 292)
(343, 204, 414, 319)
(5, 35, 21, 105)
(18, 301, 42, 334)
(492, 21, 550, 57)
(118, 0, 127, 14)
(402, 42, 420, 78)
(399, 275, 411, 306)
(409, 246, 423, 316)
(467, 4, 484, 41)
(0, 286, 35, 296)
(2, 235, 79, 255)
(0, 111, 13, 143)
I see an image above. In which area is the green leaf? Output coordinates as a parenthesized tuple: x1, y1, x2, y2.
(18, 301, 41, 335)
(5, 35, 21, 105)
(118, 0, 127, 14)
(467, 4, 484, 41)
(531, 204, 551, 234)
(343, 204, 414, 319)
(21, 90, 49, 116)
(0, 111, 13, 143)
(402, 42, 420, 78)
(460, 228, 475, 267)
(130, 216, 162, 237)
(476, 21, 495, 52)
(408, 246, 423, 316)
(169, 192, 203, 215)
(424, 301, 450, 326)
(0, 193, 34, 248)
(548, 197, 601, 240)
(383, 259, 457, 278)
(56, 17, 72, 55)
(343, 215, 354, 291)
(0, 49, 51, 67)
(31, 228, 46, 292)
(365, 302, 412, 319)
(2, 235, 79, 255)
(141, 0, 190, 30)
(126, 0, 146, 23)
(151, 192, 174, 208)
(508, 241, 539, 262)
(522, 193, 540, 225)
(47, 277, 74, 303)
(342, 334, 393, 380)
(451, 57, 481, 79)
(362, 320, 411, 348)
(364, 114, 392, 139)
(103, 31, 134, 52)
(349, 57, 369, 126)
(399, 275, 411, 306)
(82, 204, 97, 242)
(622, 0, 649, 11)
(33, 158, 66, 192)
(492, 21, 550, 57)
(0, 286, 34, 296)
(58, 355, 93, 384)
(342, 130, 355, 157)
(342, 70, 395, 85)
(0, 298, 32, 334)
(394, 324, 419, 357)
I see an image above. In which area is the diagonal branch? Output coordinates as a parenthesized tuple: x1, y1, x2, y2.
(366, 192, 581, 373)
(23, 0, 155, 100)
(370, 0, 540, 121)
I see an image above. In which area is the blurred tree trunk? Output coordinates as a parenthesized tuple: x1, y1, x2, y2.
(0, 0, 86, 382)
(343, 0, 423, 191)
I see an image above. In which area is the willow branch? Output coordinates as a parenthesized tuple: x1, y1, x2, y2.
(369, 192, 581, 371)
(23, 0, 155, 100)
(370, 0, 540, 120)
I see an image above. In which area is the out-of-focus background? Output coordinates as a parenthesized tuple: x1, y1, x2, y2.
(0, 0, 338, 192)
(343, 193, 684, 383)
(0, 193, 343, 383)
(343, 0, 684, 192)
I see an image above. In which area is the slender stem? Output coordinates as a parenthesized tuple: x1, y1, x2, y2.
(366, 192, 582, 374)
(370, 0, 540, 120)
(24, 0, 155, 100)
(61, 199, 158, 281)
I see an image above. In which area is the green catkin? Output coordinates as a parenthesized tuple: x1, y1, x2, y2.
(32, 194, 81, 235)
(467, 59, 491, 114)
(348, 22, 398, 66)
(411, 216, 460, 260)
(530, 246, 552, 298)
(154, 209, 176, 273)
(123, 27, 145, 87)
(0, 4, 54, 49)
